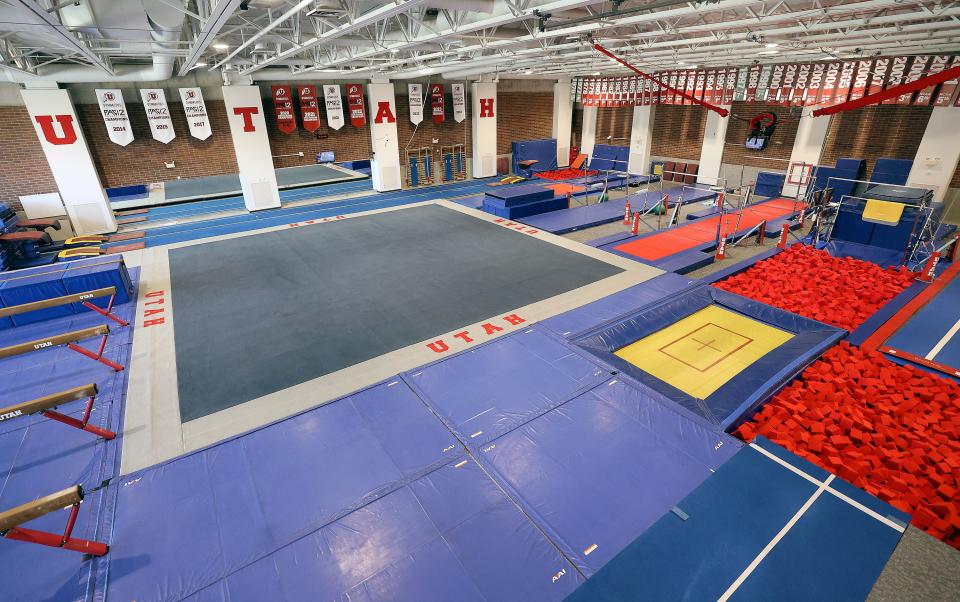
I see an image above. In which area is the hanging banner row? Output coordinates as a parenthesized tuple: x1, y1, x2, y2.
(95, 83, 468, 146)
(572, 55, 960, 109)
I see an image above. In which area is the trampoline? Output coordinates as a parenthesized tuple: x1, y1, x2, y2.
(566, 436, 908, 601)
(615, 305, 794, 400)
(574, 286, 845, 429)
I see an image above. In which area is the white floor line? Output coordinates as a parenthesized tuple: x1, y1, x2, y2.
(926, 317, 960, 360)
(749, 443, 905, 533)
(717, 474, 834, 602)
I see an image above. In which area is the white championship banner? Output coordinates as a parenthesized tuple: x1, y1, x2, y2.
(140, 88, 175, 143)
(452, 83, 466, 122)
(323, 84, 345, 130)
(179, 87, 211, 140)
(95, 89, 133, 146)
(408, 83, 423, 125)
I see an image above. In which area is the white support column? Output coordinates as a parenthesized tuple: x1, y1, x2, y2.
(787, 110, 831, 196)
(627, 105, 656, 175)
(20, 88, 116, 235)
(580, 105, 597, 159)
(221, 85, 281, 212)
(697, 105, 732, 185)
(907, 106, 960, 203)
(552, 79, 572, 168)
(367, 82, 402, 192)
(471, 81, 497, 178)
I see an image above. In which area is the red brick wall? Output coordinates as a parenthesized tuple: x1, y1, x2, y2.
(0, 106, 58, 211)
(497, 92, 553, 154)
(651, 104, 707, 160)
(78, 100, 237, 189)
(722, 102, 801, 169)
(820, 105, 933, 175)
(595, 106, 633, 144)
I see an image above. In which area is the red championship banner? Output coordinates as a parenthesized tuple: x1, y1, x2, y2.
(674, 71, 688, 104)
(704, 70, 716, 105)
(767, 65, 784, 105)
(713, 69, 726, 104)
(346, 83, 366, 127)
(429, 83, 445, 123)
(850, 59, 872, 101)
(781, 64, 798, 106)
(805, 63, 825, 106)
(599, 78, 608, 106)
(299, 85, 320, 132)
(684, 70, 697, 104)
(271, 85, 296, 134)
(899, 55, 930, 104)
(916, 55, 950, 105)
(818, 62, 841, 106)
(834, 61, 857, 105)
(746, 65, 761, 101)
(937, 57, 960, 106)
(882, 56, 909, 104)
(793, 64, 811, 106)
(724, 68, 737, 104)
(694, 70, 706, 101)
(869, 58, 891, 97)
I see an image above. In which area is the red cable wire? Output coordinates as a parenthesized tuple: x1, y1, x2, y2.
(591, 43, 730, 117)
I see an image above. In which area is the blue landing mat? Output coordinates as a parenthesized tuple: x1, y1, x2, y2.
(542, 273, 696, 337)
(476, 377, 739, 576)
(0, 270, 139, 602)
(99, 377, 583, 602)
(566, 436, 908, 601)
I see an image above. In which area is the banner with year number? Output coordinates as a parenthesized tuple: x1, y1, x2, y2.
(96, 89, 133, 146)
(430, 83, 445, 123)
(179, 87, 211, 140)
(408, 84, 424, 124)
(346, 83, 366, 128)
(452, 83, 466, 122)
(140, 88, 175, 143)
(299, 85, 320, 132)
(323, 84, 345, 130)
(271, 85, 296, 134)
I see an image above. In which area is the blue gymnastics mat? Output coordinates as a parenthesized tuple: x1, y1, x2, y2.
(519, 186, 716, 235)
(0, 270, 139, 602)
(884, 263, 960, 372)
(566, 436, 908, 601)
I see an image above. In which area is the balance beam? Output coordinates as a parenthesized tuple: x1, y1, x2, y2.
(0, 286, 128, 327)
(0, 325, 124, 371)
(0, 384, 115, 440)
(0, 485, 108, 556)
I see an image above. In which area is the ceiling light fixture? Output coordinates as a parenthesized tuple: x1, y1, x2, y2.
(765, 42, 778, 48)
(213, 43, 230, 50)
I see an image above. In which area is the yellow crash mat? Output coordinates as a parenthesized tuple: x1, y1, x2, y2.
(614, 305, 794, 399)
(862, 199, 905, 225)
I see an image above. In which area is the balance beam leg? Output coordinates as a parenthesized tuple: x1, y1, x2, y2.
(41, 409, 116, 440)
(2, 501, 108, 556)
(81, 293, 128, 327)
(66, 335, 124, 372)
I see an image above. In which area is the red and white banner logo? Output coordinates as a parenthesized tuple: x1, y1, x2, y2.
(140, 88, 175, 143)
(323, 85, 345, 130)
(299, 85, 320, 132)
(179, 87, 211, 140)
(271, 85, 296, 134)
(916, 55, 948, 106)
(346, 83, 366, 128)
(430, 83, 445, 123)
(96, 88, 133, 146)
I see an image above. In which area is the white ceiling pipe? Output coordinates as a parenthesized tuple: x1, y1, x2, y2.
(210, 0, 313, 71)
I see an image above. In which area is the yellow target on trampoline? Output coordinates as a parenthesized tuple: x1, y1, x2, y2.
(615, 305, 794, 399)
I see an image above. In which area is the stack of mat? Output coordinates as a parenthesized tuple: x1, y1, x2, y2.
(735, 342, 959, 548)
(482, 184, 566, 219)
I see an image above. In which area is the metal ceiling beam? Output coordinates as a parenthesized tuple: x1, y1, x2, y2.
(209, 0, 313, 71)
(179, 0, 245, 76)
(11, 0, 113, 74)
(239, 0, 431, 75)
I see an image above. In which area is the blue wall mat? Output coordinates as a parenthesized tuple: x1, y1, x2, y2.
(754, 172, 786, 199)
(871, 158, 913, 185)
(511, 139, 558, 175)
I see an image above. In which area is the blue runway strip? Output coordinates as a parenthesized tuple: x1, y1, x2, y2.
(566, 436, 908, 601)
(885, 270, 960, 369)
(120, 178, 375, 223)
(109, 177, 506, 248)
